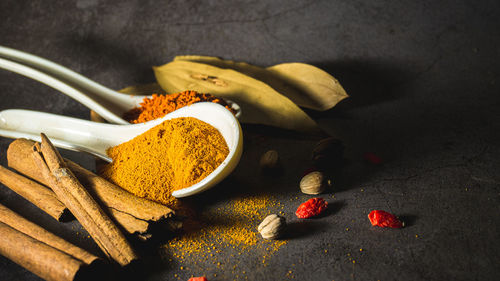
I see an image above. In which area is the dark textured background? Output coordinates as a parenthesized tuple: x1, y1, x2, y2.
(1, 1, 499, 280)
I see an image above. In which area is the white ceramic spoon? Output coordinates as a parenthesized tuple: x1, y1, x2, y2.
(0, 45, 240, 124)
(0, 102, 243, 198)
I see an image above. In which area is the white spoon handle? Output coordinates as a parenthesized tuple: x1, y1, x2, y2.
(0, 57, 129, 125)
(0, 46, 137, 109)
(0, 109, 117, 161)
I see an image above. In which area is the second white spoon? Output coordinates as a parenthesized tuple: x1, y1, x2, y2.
(0, 45, 240, 124)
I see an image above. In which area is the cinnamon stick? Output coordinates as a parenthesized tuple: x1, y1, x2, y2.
(32, 134, 137, 266)
(0, 222, 86, 281)
(0, 204, 102, 281)
(7, 138, 178, 238)
(0, 165, 70, 221)
(0, 203, 98, 265)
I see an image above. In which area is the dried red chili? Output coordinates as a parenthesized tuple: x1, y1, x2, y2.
(296, 198, 328, 218)
(188, 277, 208, 281)
(368, 210, 403, 228)
(364, 152, 382, 164)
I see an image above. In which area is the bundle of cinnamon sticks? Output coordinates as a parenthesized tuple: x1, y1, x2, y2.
(4, 138, 179, 239)
(0, 135, 181, 279)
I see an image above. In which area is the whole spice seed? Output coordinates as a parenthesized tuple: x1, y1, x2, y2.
(368, 210, 403, 228)
(257, 214, 286, 240)
(259, 150, 280, 170)
(295, 198, 328, 219)
(299, 171, 330, 195)
(312, 137, 344, 167)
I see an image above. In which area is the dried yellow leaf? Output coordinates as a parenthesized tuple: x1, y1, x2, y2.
(267, 63, 348, 111)
(153, 60, 320, 133)
(174, 55, 348, 111)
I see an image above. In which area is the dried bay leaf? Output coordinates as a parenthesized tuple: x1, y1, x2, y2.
(266, 63, 348, 111)
(174, 55, 348, 111)
(153, 60, 320, 133)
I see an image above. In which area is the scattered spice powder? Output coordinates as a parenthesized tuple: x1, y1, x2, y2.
(123, 91, 235, 124)
(163, 195, 287, 274)
(98, 117, 229, 209)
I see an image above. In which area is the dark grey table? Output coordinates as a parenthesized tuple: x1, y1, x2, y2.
(1, 1, 499, 280)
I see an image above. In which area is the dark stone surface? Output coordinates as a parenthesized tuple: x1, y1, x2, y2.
(0, 0, 499, 280)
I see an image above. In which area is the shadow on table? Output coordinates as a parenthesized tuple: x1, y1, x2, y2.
(312, 59, 416, 112)
(399, 214, 419, 227)
(302, 59, 420, 193)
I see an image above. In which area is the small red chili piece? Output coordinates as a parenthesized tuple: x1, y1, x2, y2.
(296, 198, 328, 218)
(368, 210, 403, 228)
(188, 277, 208, 281)
(364, 152, 382, 164)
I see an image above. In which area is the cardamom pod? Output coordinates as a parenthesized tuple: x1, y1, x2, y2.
(260, 150, 280, 170)
(312, 137, 344, 167)
(258, 214, 286, 240)
(300, 171, 331, 195)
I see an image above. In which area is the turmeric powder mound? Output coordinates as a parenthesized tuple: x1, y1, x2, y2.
(98, 117, 229, 209)
(123, 91, 235, 124)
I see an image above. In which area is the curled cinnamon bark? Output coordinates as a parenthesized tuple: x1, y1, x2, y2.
(0, 203, 101, 281)
(0, 165, 70, 221)
(7, 138, 178, 239)
(0, 203, 98, 265)
(32, 134, 137, 266)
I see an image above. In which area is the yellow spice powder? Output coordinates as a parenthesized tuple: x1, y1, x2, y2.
(99, 117, 229, 209)
(164, 195, 287, 268)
